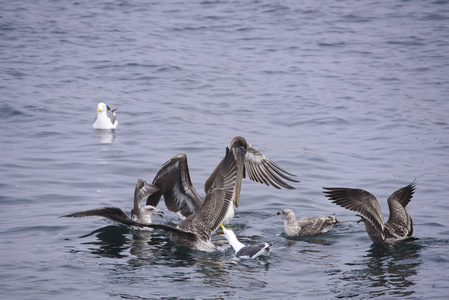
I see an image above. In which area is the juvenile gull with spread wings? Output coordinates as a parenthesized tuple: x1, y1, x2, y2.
(277, 209, 338, 236)
(132, 138, 247, 251)
(93, 102, 118, 129)
(61, 180, 163, 229)
(323, 181, 416, 244)
(146, 136, 299, 224)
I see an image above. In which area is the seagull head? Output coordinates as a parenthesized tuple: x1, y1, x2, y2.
(142, 205, 164, 217)
(97, 102, 108, 113)
(277, 208, 293, 217)
(220, 223, 237, 242)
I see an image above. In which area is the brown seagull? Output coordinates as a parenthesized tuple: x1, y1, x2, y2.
(146, 136, 299, 224)
(323, 181, 416, 244)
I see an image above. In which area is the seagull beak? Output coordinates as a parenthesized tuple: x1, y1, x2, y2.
(97, 108, 101, 113)
(154, 210, 164, 217)
(220, 223, 226, 231)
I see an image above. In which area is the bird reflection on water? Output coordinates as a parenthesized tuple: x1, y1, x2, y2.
(93, 129, 116, 144)
(332, 241, 422, 298)
(76, 225, 163, 259)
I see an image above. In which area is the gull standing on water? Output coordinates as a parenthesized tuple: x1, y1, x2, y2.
(220, 224, 272, 259)
(323, 180, 416, 244)
(277, 209, 338, 236)
(146, 136, 299, 225)
(62, 180, 163, 229)
(93, 102, 118, 129)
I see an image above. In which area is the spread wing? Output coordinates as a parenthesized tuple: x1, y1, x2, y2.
(387, 180, 416, 209)
(133, 179, 160, 217)
(61, 207, 136, 226)
(204, 140, 299, 194)
(146, 154, 203, 218)
(182, 146, 242, 237)
(385, 181, 416, 238)
(323, 188, 385, 236)
(244, 143, 299, 189)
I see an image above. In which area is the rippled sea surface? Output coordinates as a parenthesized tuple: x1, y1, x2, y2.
(1, 0, 449, 299)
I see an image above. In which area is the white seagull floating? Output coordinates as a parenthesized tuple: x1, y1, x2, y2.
(220, 224, 273, 259)
(93, 102, 118, 129)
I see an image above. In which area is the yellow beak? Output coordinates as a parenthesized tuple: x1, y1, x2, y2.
(97, 108, 101, 113)
(220, 223, 226, 231)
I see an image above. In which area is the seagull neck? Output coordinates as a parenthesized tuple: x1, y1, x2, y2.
(227, 234, 246, 252)
(285, 212, 297, 223)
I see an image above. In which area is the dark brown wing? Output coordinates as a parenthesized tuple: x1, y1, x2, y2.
(61, 207, 136, 226)
(387, 180, 416, 209)
(323, 188, 385, 236)
(146, 154, 203, 218)
(204, 137, 299, 193)
(385, 181, 416, 238)
(181, 145, 243, 237)
(243, 143, 299, 189)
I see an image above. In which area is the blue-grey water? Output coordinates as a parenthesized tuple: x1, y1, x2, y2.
(1, 0, 449, 299)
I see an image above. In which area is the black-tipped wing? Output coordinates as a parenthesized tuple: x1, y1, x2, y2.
(236, 243, 271, 258)
(183, 146, 241, 236)
(61, 207, 136, 226)
(106, 106, 117, 124)
(243, 143, 299, 189)
(323, 188, 385, 235)
(146, 154, 203, 218)
(134, 179, 160, 216)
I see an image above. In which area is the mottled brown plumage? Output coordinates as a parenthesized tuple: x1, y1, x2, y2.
(147, 136, 299, 224)
(277, 209, 338, 236)
(323, 181, 416, 244)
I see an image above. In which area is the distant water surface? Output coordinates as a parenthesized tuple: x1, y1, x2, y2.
(1, 0, 449, 299)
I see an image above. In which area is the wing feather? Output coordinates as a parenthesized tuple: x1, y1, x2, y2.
(61, 207, 136, 226)
(323, 188, 385, 237)
(244, 144, 299, 189)
(146, 154, 203, 218)
(184, 146, 239, 236)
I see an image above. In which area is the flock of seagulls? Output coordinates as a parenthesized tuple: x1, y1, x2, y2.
(64, 103, 418, 259)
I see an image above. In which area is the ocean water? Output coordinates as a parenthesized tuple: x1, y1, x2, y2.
(1, 0, 449, 299)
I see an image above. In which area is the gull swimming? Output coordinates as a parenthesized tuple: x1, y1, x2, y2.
(61, 179, 163, 229)
(131, 138, 246, 251)
(93, 102, 118, 129)
(323, 180, 416, 244)
(220, 224, 272, 259)
(146, 136, 299, 224)
(277, 209, 338, 236)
